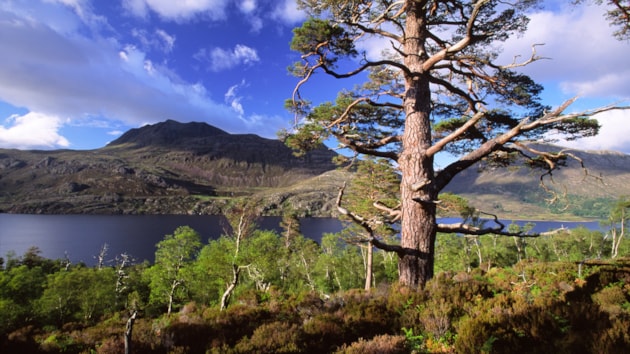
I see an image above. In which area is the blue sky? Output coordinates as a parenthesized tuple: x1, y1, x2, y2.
(0, 1, 629, 154)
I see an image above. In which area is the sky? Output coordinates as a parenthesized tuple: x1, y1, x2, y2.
(0, 0, 628, 154)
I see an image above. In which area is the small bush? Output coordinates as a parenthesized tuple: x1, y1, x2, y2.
(334, 334, 407, 354)
(593, 283, 629, 317)
(233, 321, 303, 353)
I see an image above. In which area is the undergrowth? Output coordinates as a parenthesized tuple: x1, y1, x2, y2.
(2, 259, 629, 353)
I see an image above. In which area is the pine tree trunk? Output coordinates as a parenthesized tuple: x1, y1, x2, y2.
(398, 2, 437, 288)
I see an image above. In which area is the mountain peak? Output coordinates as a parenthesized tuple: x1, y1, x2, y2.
(107, 120, 229, 148)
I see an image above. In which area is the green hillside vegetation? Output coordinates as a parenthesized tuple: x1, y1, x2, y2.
(1, 203, 628, 353)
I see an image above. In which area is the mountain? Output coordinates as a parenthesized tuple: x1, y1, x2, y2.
(1, 120, 629, 220)
(443, 143, 630, 220)
(0, 120, 348, 216)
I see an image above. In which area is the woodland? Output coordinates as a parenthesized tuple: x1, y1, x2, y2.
(2, 0, 630, 352)
(0, 167, 629, 353)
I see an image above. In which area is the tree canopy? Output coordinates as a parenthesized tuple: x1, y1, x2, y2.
(285, 0, 629, 287)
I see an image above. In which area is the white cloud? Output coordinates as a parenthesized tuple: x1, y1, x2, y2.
(496, 3, 630, 155)
(248, 16, 263, 33)
(0, 112, 69, 149)
(238, 0, 256, 13)
(196, 44, 260, 71)
(124, 0, 230, 21)
(238, 0, 263, 32)
(500, 4, 630, 100)
(271, 0, 305, 24)
(132, 28, 176, 53)
(107, 130, 123, 136)
(0, 7, 253, 142)
(225, 80, 248, 117)
(561, 110, 630, 153)
(122, 0, 149, 18)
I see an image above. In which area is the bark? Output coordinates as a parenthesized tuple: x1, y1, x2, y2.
(220, 265, 240, 311)
(398, 2, 437, 288)
(300, 252, 316, 291)
(124, 311, 137, 354)
(364, 242, 373, 290)
(167, 279, 180, 315)
(612, 208, 625, 258)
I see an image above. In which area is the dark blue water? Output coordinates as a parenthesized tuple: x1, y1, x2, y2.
(0, 214, 599, 266)
(0, 214, 342, 265)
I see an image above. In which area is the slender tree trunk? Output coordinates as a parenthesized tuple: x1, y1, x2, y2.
(473, 237, 483, 268)
(167, 280, 176, 315)
(221, 213, 246, 311)
(398, 2, 436, 288)
(300, 253, 316, 291)
(364, 242, 373, 290)
(612, 209, 625, 258)
(124, 311, 137, 354)
(221, 265, 240, 311)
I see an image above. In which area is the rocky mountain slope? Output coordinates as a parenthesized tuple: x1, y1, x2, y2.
(1, 120, 629, 220)
(0, 120, 348, 216)
(443, 144, 630, 220)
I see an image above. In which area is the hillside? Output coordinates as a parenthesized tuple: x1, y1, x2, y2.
(1, 120, 629, 219)
(0, 120, 347, 216)
(444, 143, 630, 220)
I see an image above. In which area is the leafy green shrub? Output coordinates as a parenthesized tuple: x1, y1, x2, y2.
(39, 331, 85, 353)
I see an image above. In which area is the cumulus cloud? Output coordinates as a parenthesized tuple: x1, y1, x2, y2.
(499, 4, 630, 100)
(238, 0, 257, 13)
(0, 112, 69, 149)
(560, 110, 630, 153)
(123, 0, 230, 21)
(195, 44, 260, 71)
(0, 6, 256, 145)
(271, 0, 306, 24)
(496, 3, 630, 154)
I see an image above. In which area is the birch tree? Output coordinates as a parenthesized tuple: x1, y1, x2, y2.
(147, 226, 201, 315)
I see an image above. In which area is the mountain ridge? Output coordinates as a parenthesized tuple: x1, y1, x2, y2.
(0, 120, 346, 216)
(1, 120, 629, 219)
(443, 143, 630, 220)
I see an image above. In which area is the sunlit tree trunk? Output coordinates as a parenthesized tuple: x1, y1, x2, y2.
(124, 310, 137, 354)
(612, 206, 625, 258)
(364, 242, 373, 290)
(398, 2, 437, 288)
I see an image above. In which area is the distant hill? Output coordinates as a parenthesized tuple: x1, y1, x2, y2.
(1, 120, 628, 220)
(443, 143, 630, 220)
(0, 120, 347, 216)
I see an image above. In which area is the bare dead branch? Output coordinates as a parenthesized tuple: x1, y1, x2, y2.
(437, 221, 567, 237)
(500, 43, 549, 69)
(336, 183, 427, 258)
